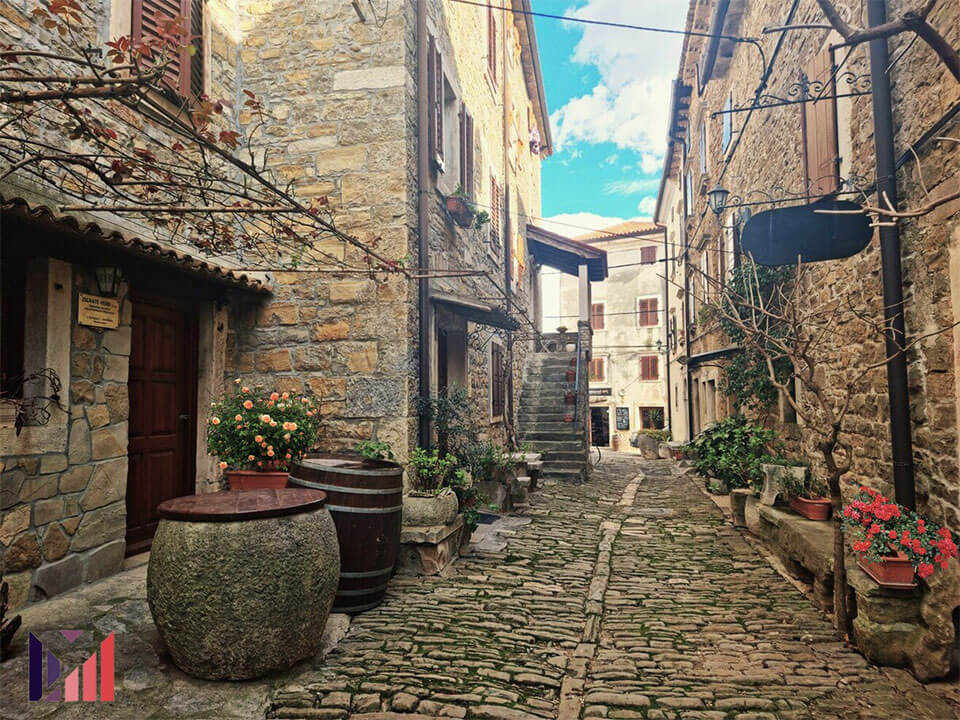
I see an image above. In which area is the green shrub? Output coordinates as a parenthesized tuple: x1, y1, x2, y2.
(688, 416, 777, 490)
(408, 448, 465, 494)
(353, 440, 394, 462)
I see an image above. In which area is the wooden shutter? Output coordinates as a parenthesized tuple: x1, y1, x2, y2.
(490, 176, 501, 257)
(802, 49, 840, 196)
(487, 2, 497, 83)
(491, 344, 504, 417)
(189, 0, 204, 98)
(637, 298, 658, 327)
(465, 113, 474, 196)
(459, 104, 467, 190)
(641, 356, 659, 381)
(589, 358, 604, 382)
(427, 36, 443, 165)
(640, 246, 656, 265)
(591, 303, 605, 330)
(133, 0, 193, 97)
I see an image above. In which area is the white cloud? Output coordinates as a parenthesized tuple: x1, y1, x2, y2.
(537, 212, 646, 238)
(604, 178, 660, 196)
(551, 1, 686, 161)
(637, 197, 657, 217)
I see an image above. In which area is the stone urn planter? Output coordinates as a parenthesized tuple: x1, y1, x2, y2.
(760, 463, 807, 506)
(857, 551, 917, 589)
(402, 488, 459, 527)
(225, 469, 288, 490)
(147, 489, 340, 680)
(788, 495, 832, 521)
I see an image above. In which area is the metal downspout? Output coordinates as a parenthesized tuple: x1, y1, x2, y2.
(416, 0, 432, 449)
(663, 226, 673, 436)
(867, 0, 915, 509)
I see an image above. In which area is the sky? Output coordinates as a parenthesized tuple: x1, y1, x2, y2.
(532, 1, 688, 236)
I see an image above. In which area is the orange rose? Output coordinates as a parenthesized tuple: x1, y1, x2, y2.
(243, 400, 253, 410)
(242, 386, 250, 393)
(211, 417, 220, 425)
(248, 454, 255, 461)
(235, 414, 243, 422)
(270, 392, 280, 401)
(255, 435, 263, 443)
(219, 461, 228, 469)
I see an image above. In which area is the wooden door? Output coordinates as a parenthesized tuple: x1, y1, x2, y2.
(126, 294, 197, 555)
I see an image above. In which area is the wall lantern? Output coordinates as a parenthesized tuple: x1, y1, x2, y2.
(707, 184, 730, 216)
(94, 266, 122, 298)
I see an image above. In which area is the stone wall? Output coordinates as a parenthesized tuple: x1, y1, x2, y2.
(0, 267, 130, 609)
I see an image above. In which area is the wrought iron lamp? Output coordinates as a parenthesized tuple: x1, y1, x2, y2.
(707, 185, 730, 216)
(94, 266, 122, 298)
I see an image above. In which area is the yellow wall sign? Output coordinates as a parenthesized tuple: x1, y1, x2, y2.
(78, 293, 120, 329)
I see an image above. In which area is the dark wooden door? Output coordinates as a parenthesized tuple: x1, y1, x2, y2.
(126, 294, 197, 555)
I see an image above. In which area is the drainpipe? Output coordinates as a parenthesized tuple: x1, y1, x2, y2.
(663, 226, 673, 435)
(417, 0, 432, 449)
(867, 0, 915, 509)
(501, 5, 515, 447)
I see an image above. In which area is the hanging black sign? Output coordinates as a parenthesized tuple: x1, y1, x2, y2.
(740, 198, 873, 265)
(616, 407, 630, 431)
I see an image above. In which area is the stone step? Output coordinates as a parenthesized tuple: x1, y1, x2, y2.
(517, 439, 586, 450)
(518, 412, 575, 422)
(519, 429, 582, 441)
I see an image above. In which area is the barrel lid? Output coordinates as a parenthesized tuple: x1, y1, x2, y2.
(157, 488, 326, 522)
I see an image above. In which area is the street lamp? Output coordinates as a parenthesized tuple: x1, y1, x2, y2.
(94, 266, 122, 298)
(707, 184, 730, 216)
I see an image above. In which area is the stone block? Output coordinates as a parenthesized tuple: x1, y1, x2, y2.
(344, 377, 402, 417)
(258, 303, 299, 326)
(33, 497, 63, 527)
(103, 354, 128, 382)
(68, 418, 91, 464)
(83, 539, 125, 583)
(39, 454, 68, 474)
(332, 66, 405, 91)
(81, 459, 127, 511)
(105, 384, 129, 422)
(730, 489, 752, 528)
(4, 570, 31, 609)
(59, 465, 93, 493)
(316, 145, 367, 175)
(312, 320, 350, 341)
(71, 379, 95, 404)
(91, 424, 127, 460)
(91, 355, 104, 383)
(0, 504, 30, 546)
(256, 349, 292, 373)
(4, 532, 42, 571)
(18, 474, 58, 503)
(294, 347, 332, 372)
(72, 326, 97, 349)
(397, 516, 464, 576)
(101, 325, 132, 355)
(86, 405, 110, 429)
(329, 279, 374, 304)
(71, 352, 90, 378)
(61, 516, 81, 535)
(346, 344, 378, 373)
(33, 553, 83, 599)
(0, 469, 24, 510)
(42, 524, 70, 561)
(70, 501, 125, 552)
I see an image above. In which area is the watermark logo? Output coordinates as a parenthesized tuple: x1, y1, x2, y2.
(29, 631, 114, 702)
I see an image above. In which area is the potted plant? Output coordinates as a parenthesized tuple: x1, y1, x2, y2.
(353, 439, 395, 463)
(445, 186, 476, 228)
(473, 210, 490, 230)
(207, 381, 320, 490)
(564, 390, 576, 405)
(689, 415, 776, 494)
(403, 448, 462, 526)
(843, 486, 958, 589)
(556, 326, 568, 335)
(759, 458, 808, 506)
(565, 368, 576, 382)
(778, 464, 831, 520)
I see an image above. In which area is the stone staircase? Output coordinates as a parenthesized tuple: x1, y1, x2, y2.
(518, 351, 588, 483)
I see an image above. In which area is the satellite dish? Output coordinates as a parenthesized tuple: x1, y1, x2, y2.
(740, 198, 873, 265)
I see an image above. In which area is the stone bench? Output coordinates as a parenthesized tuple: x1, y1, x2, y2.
(398, 515, 465, 576)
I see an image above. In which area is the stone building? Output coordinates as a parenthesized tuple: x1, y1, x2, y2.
(544, 222, 669, 449)
(0, 0, 550, 609)
(658, 0, 960, 678)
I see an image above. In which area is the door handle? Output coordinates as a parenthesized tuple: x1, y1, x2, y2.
(178, 414, 190, 421)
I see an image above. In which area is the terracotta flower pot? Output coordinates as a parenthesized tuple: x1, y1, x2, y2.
(788, 496, 832, 521)
(445, 196, 475, 228)
(569, 358, 576, 367)
(563, 414, 574, 423)
(226, 470, 289, 491)
(565, 369, 576, 382)
(564, 391, 576, 405)
(858, 551, 917, 589)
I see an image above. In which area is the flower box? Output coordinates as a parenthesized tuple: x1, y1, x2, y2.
(445, 195, 475, 228)
(788, 496, 832, 521)
(857, 552, 918, 589)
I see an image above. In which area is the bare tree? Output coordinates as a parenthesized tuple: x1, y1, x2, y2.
(694, 259, 957, 634)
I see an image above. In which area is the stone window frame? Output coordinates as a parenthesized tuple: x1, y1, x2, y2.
(0, 258, 72, 456)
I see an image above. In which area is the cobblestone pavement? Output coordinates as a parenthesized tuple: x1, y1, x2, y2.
(270, 456, 960, 719)
(2, 455, 958, 719)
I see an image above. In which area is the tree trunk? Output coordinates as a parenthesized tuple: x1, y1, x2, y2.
(821, 440, 850, 636)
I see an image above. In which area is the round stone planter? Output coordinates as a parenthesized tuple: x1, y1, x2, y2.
(402, 489, 458, 526)
(147, 489, 340, 680)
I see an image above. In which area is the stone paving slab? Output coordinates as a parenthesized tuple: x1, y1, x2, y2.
(1, 455, 958, 719)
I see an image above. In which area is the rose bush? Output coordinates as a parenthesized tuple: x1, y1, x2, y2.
(207, 380, 320, 471)
(843, 486, 958, 580)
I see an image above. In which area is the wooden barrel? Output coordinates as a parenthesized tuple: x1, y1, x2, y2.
(288, 456, 403, 613)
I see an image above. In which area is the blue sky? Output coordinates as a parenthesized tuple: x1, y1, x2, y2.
(532, 1, 687, 234)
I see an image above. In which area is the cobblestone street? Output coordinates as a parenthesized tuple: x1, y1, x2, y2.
(3, 455, 959, 719)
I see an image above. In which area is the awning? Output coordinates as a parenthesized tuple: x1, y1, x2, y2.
(1, 194, 270, 294)
(686, 346, 741, 367)
(526, 224, 608, 281)
(430, 292, 520, 331)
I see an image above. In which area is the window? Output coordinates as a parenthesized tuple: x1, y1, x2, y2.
(639, 356, 659, 381)
(640, 246, 657, 265)
(458, 105, 475, 196)
(591, 303, 605, 330)
(636, 297, 658, 327)
(133, 0, 204, 98)
(803, 48, 840, 196)
(588, 357, 606, 382)
(699, 121, 707, 174)
(490, 342, 505, 418)
(487, 2, 497, 84)
(489, 176, 501, 257)
(722, 92, 733, 151)
(639, 407, 665, 430)
(684, 171, 692, 217)
(1, 246, 25, 396)
(427, 35, 444, 168)
(669, 313, 677, 352)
